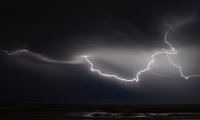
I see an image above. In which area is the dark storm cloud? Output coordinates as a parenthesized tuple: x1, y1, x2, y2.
(1, 0, 200, 104)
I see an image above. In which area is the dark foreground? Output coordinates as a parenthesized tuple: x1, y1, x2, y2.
(1, 104, 200, 119)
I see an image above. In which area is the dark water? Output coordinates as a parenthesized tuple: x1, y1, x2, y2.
(1, 104, 200, 119)
(67, 112, 200, 119)
(2, 111, 200, 119)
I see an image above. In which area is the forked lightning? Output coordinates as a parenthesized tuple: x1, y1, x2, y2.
(1, 26, 200, 82)
(84, 28, 200, 82)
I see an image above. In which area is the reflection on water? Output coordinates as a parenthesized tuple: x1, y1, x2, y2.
(1, 105, 200, 119)
(67, 111, 200, 119)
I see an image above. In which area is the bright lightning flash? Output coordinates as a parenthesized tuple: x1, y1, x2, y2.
(1, 27, 200, 82)
(83, 28, 200, 82)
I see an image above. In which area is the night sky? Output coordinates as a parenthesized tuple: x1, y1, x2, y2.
(1, 0, 200, 104)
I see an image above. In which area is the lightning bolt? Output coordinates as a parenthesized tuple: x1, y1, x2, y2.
(1, 25, 200, 82)
(0, 49, 81, 64)
(84, 28, 200, 82)
(84, 51, 166, 82)
(1, 49, 29, 55)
